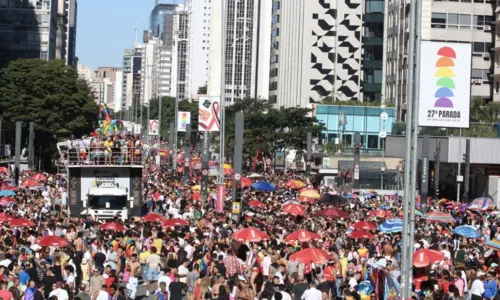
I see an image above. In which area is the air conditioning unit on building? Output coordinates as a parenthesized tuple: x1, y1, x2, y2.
(483, 53, 491, 60)
(484, 25, 491, 32)
(473, 78, 482, 84)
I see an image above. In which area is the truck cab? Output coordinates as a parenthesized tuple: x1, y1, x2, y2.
(84, 182, 133, 221)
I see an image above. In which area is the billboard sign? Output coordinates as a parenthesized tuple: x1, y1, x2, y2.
(198, 96, 221, 132)
(177, 111, 191, 132)
(148, 120, 159, 135)
(418, 41, 472, 128)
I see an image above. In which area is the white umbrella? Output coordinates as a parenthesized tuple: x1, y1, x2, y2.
(248, 173, 264, 178)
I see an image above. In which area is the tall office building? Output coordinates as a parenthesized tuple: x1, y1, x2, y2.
(150, 3, 176, 43)
(384, 0, 493, 120)
(207, 0, 271, 104)
(269, 0, 383, 108)
(186, 0, 211, 96)
(172, 5, 189, 99)
(0, 0, 58, 65)
(121, 47, 142, 113)
(55, 0, 77, 66)
(493, 0, 500, 102)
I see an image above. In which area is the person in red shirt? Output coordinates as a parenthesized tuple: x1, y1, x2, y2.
(0, 281, 14, 300)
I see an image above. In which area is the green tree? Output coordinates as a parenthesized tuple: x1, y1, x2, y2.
(0, 59, 98, 168)
(197, 85, 207, 94)
(216, 98, 325, 158)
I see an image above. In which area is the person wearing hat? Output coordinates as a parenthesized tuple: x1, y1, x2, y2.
(470, 271, 485, 300)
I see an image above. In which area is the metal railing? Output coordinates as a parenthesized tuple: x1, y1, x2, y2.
(62, 147, 145, 166)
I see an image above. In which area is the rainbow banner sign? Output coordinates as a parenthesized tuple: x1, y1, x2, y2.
(177, 111, 191, 132)
(418, 41, 472, 128)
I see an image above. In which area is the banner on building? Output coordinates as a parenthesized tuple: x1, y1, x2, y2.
(133, 124, 142, 135)
(274, 151, 285, 170)
(177, 111, 191, 132)
(198, 96, 221, 132)
(418, 41, 472, 128)
(148, 120, 159, 136)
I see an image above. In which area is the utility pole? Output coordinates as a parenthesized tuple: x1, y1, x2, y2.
(184, 124, 191, 185)
(14, 122, 21, 186)
(434, 140, 441, 199)
(231, 112, 244, 221)
(168, 121, 175, 173)
(420, 135, 430, 213)
(463, 139, 471, 203)
(28, 122, 35, 170)
(353, 132, 361, 189)
(306, 132, 312, 174)
(201, 131, 210, 201)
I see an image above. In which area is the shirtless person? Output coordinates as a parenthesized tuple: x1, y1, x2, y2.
(126, 254, 141, 300)
(74, 232, 84, 253)
(236, 276, 254, 300)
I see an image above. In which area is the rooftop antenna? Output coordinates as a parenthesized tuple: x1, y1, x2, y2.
(135, 22, 138, 44)
(155, 0, 158, 6)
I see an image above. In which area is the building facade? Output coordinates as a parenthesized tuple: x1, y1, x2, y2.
(0, 0, 58, 64)
(172, 6, 189, 99)
(207, 0, 271, 104)
(55, 0, 77, 66)
(150, 3, 175, 42)
(494, 0, 500, 102)
(384, 0, 494, 120)
(269, 0, 383, 108)
(186, 0, 211, 97)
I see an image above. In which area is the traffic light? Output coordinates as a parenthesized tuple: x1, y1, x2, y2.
(355, 143, 360, 155)
(463, 151, 469, 163)
(235, 187, 242, 201)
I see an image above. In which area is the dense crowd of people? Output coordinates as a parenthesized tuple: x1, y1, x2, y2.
(0, 146, 499, 300)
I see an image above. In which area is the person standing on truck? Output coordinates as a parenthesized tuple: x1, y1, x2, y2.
(103, 137, 113, 165)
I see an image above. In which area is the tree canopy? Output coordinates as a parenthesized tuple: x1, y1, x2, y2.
(218, 98, 325, 158)
(0, 59, 98, 168)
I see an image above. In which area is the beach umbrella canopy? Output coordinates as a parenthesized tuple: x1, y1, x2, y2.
(315, 208, 350, 218)
(285, 180, 306, 189)
(162, 219, 189, 227)
(421, 211, 455, 223)
(98, 222, 126, 231)
(452, 225, 481, 239)
(378, 219, 403, 233)
(352, 221, 377, 231)
(299, 190, 320, 199)
(233, 227, 270, 242)
(32, 174, 47, 181)
(369, 210, 393, 219)
(240, 177, 253, 187)
(285, 230, 321, 243)
(10, 218, 35, 227)
(0, 213, 14, 222)
(413, 249, 445, 268)
(21, 180, 38, 188)
(282, 203, 305, 216)
(1, 186, 16, 191)
(251, 182, 276, 192)
(248, 200, 265, 208)
(0, 167, 8, 173)
(37, 236, 69, 248)
(297, 196, 315, 204)
(348, 230, 376, 239)
(247, 173, 264, 178)
(0, 190, 15, 197)
(142, 213, 165, 222)
(289, 248, 331, 265)
(318, 194, 347, 205)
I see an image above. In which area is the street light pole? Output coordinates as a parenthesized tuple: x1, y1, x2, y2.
(218, 0, 227, 188)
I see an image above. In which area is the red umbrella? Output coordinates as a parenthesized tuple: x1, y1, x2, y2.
(232, 227, 270, 242)
(10, 218, 35, 227)
(315, 208, 349, 218)
(299, 187, 315, 193)
(0, 167, 8, 173)
(162, 219, 189, 227)
(289, 248, 331, 265)
(0, 213, 14, 222)
(369, 210, 393, 219)
(285, 180, 304, 189)
(0, 199, 13, 207)
(240, 177, 252, 187)
(282, 203, 305, 216)
(348, 230, 376, 239)
(191, 192, 201, 200)
(297, 197, 314, 204)
(32, 174, 47, 181)
(224, 168, 233, 175)
(37, 236, 69, 248)
(98, 222, 126, 231)
(248, 200, 265, 208)
(0, 197, 15, 202)
(352, 221, 377, 231)
(21, 180, 38, 188)
(142, 213, 165, 222)
(413, 249, 445, 268)
(285, 230, 321, 242)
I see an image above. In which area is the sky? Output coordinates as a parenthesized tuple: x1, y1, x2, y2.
(76, 0, 155, 69)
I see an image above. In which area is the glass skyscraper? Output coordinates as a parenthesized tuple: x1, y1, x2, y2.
(362, 0, 384, 102)
(150, 3, 175, 41)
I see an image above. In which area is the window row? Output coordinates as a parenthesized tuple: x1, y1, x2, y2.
(431, 13, 494, 29)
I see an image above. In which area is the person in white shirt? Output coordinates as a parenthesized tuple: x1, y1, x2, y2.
(50, 282, 70, 300)
(157, 268, 172, 295)
(274, 265, 285, 284)
(470, 272, 485, 300)
(178, 261, 189, 284)
(301, 282, 322, 300)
